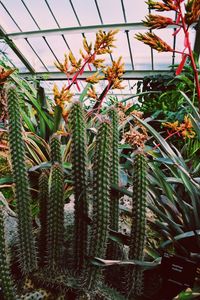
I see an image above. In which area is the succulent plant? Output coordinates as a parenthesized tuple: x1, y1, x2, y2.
(126, 152, 147, 297)
(7, 88, 37, 274)
(86, 121, 112, 290)
(69, 102, 88, 271)
(2, 91, 149, 299)
(107, 108, 120, 259)
(49, 134, 62, 164)
(46, 162, 64, 271)
(38, 171, 49, 265)
(0, 208, 16, 300)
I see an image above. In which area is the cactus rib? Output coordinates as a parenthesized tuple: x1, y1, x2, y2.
(50, 135, 62, 164)
(69, 102, 88, 271)
(38, 171, 49, 265)
(0, 208, 16, 300)
(7, 88, 37, 274)
(107, 108, 120, 259)
(46, 162, 64, 271)
(86, 121, 112, 290)
(127, 153, 147, 297)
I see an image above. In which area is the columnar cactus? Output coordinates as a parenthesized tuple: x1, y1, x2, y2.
(127, 152, 147, 297)
(7, 88, 37, 274)
(107, 108, 120, 259)
(49, 135, 62, 164)
(0, 208, 16, 300)
(86, 121, 112, 290)
(46, 162, 64, 271)
(69, 102, 88, 271)
(38, 171, 49, 265)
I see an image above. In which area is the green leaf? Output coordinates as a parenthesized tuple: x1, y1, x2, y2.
(89, 257, 161, 269)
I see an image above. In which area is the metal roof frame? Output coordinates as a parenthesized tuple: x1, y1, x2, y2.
(0, 0, 199, 83)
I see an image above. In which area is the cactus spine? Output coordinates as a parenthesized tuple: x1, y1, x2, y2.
(86, 121, 112, 290)
(127, 152, 147, 297)
(49, 135, 62, 164)
(69, 102, 88, 271)
(108, 108, 120, 259)
(46, 162, 64, 271)
(0, 209, 16, 300)
(38, 171, 49, 265)
(7, 88, 37, 274)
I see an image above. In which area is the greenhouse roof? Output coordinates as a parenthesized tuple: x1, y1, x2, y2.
(0, 0, 199, 97)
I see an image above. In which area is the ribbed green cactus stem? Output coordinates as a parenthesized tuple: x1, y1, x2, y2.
(69, 101, 88, 271)
(107, 108, 120, 259)
(127, 152, 147, 297)
(46, 162, 64, 271)
(49, 134, 62, 164)
(7, 88, 37, 274)
(0, 208, 16, 300)
(38, 171, 49, 265)
(86, 121, 112, 290)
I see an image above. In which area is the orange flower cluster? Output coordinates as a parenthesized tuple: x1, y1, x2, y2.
(87, 86, 98, 100)
(86, 57, 125, 88)
(0, 66, 15, 86)
(143, 14, 174, 29)
(146, 0, 177, 11)
(103, 57, 125, 89)
(135, 32, 173, 52)
(53, 84, 74, 119)
(162, 115, 196, 139)
(55, 30, 119, 77)
(54, 52, 82, 76)
(94, 30, 118, 55)
(185, 0, 200, 25)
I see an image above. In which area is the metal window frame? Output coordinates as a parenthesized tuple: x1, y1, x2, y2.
(0, 0, 199, 82)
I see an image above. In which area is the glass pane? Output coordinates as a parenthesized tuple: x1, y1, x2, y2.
(0, 42, 28, 72)
(124, 0, 148, 23)
(23, 0, 58, 30)
(112, 31, 133, 70)
(1, 0, 38, 31)
(97, 0, 124, 24)
(70, 0, 100, 26)
(0, 3, 21, 33)
(27, 37, 58, 71)
(47, 0, 79, 27)
(14, 39, 47, 72)
(130, 29, 152, 70)
(153, 28, 174, 69)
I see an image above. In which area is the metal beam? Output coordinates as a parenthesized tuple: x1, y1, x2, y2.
(7, 22, 181, 40)
(19, 70, 174, 81)
(0, 26, 35, 73)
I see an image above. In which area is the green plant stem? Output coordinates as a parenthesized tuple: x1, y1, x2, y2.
(107, 108, 119, 259)
(69, 102, 88, 271)
(86, 121, 112, 290)
(126, 153, 147, 297)
(38, 171, 49, 266)
(0, 208, 16, 300)
(49, 134, 62, 164)
(46, 162, 64, 271)
(7, 88, 37, 274)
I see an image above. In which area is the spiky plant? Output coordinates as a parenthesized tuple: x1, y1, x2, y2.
(0, 208, 16, 300)
(86, 121, 112, 290)
(7, 88, 37, 274)
(49, 134, 62, 164)
(38, 171, 49, 266)
(46, 162, 64, 271)
(107, 108, 120, 259)
(68, 102, 88, 271)
(126, 152, 148, 298)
